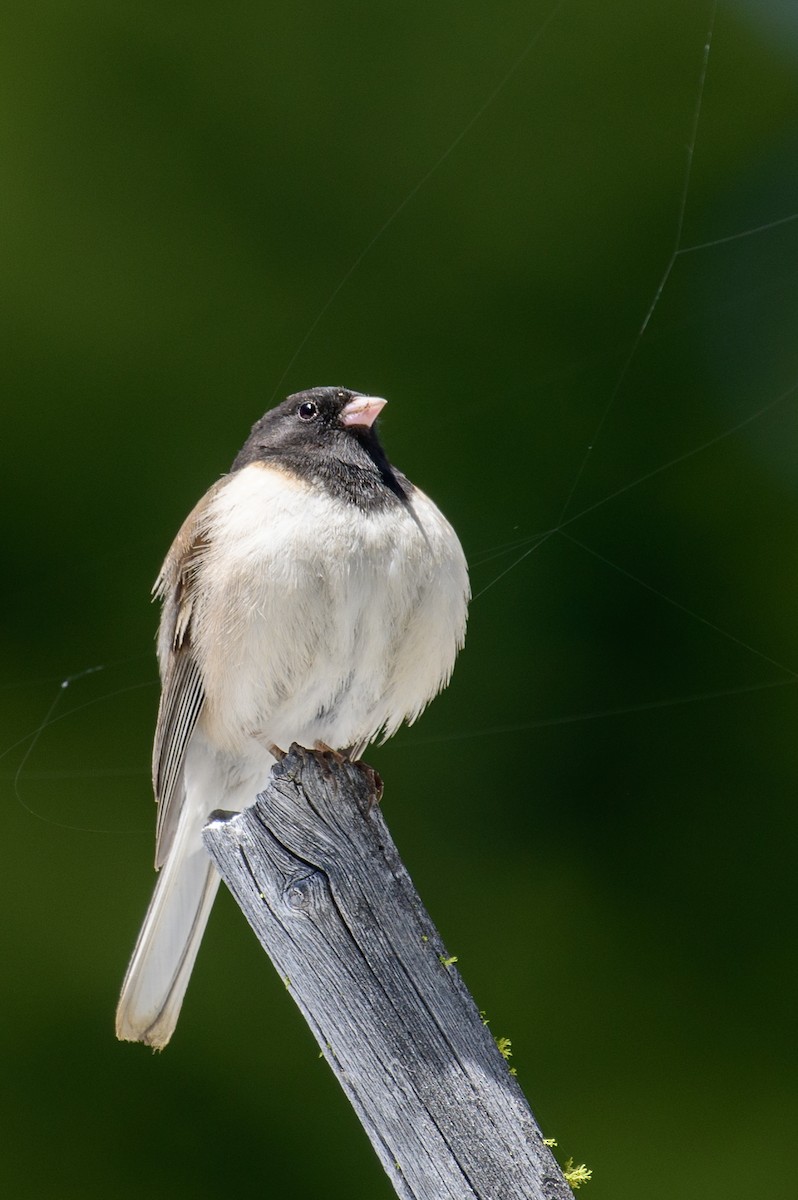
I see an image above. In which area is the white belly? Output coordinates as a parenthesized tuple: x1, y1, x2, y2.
(190, 463, 469, 758)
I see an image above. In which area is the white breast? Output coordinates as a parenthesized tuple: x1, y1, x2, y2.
(191, 463, 469, 758)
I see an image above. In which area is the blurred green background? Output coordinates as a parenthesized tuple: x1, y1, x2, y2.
(2, 1, 797, 1196)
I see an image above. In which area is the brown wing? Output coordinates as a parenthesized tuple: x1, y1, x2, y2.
(151, 482, 222, 869)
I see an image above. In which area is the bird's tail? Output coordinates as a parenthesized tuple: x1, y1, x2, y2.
(115, 805, 220, 1050)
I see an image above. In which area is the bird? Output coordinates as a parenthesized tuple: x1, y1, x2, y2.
(115, 386, 469, 1048)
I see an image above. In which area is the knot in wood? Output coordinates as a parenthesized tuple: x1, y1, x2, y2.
(284, 873, 318, 913)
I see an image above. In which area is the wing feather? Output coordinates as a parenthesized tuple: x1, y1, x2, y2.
(151, 482, 223, 869)
(153, 651, 205, 866)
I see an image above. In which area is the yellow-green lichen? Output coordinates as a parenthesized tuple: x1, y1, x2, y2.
(563, 1158, 592, 1190)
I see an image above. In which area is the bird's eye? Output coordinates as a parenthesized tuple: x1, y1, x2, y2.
(297, 401, 317, 421)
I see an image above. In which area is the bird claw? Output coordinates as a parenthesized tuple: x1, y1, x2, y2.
(313, 740, 346, 764)
(360, 764, 384, 811)
(310, 743, 383, 811)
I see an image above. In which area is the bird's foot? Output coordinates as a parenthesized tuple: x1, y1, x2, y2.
(313, 740, 346, 764)
(362, 765, 384, 811)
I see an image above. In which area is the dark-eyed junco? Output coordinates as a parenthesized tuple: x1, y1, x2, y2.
(116, 387, 469, 1048)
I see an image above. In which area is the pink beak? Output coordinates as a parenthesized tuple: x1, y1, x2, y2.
(340, 395, 387, 429)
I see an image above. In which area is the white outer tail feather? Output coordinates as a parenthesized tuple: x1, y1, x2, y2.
(115, 804, 220, 1050)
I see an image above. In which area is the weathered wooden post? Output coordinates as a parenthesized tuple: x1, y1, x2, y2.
(202, 745, 572, 1200)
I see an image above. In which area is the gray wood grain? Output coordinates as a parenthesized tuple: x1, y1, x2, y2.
(202, 745, 572, 1200)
